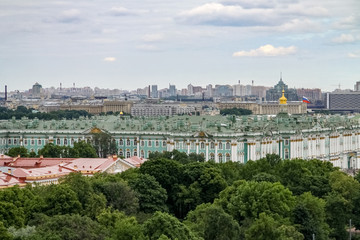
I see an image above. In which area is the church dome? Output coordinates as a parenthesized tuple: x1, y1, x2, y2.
(279, 89, 287, 104)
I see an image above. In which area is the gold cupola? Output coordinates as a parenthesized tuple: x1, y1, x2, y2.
(279, 88, 287, 105)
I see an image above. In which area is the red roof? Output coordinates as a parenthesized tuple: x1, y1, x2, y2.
(0, 157, 75, 168)
(0, 172, 24, 187)
(12, 165, 74, 179)
(122, 156, 147, 167)
(63, 157, 116, 172)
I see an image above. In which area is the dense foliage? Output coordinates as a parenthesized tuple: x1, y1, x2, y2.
(0, 106, 92, 120)
(220, 108, 252, 116)
(1, 151, 360, 239)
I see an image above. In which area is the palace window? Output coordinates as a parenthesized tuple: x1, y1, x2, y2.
(141, 140, 145, 147)
(119, 139, 123, 146)
(285, 148, 289, 159)
(156, 141, 159, 147)
(31, 139, 35, 145)
(218, 142, 223, 149)
(148, 140, 152, 147)
(133, 150, 137, 156)
(24, 139, 28, 145)
(126, 139, 131, 146)
(226, 142, 230, 150)
(14, 139, 17, 145)
(200, 142, 205, 149)
(126, 151, 131, 158)
(218, 154, 223, 163)
(163, 141, 167, 147)
(210, 153, 215, 160)
(8, 139, 12, 145)
(119, 150, 123, 157)
(56, 138, 60, 145)
(226, 153, 231, 161)
(64, 139, 68, 146)
(210, 142, 215, 149)
(285, 139, 289, 146)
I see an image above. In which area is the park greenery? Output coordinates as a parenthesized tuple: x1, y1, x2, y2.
(220, 107, 252, 116)
(1, 151, 360, 239)
(0, 106, 92, 120)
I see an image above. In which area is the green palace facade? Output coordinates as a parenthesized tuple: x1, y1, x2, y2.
(1, 114, 360, 169)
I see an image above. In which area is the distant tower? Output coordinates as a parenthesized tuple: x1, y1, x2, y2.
(4, 85, 7, 101)
(32, 82, 42, 98)
(60, 83, 62, 90)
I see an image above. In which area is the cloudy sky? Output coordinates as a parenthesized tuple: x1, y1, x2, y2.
(0, 0, 359, 91)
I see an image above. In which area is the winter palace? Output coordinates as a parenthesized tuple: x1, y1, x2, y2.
(0, 91, 360, 170)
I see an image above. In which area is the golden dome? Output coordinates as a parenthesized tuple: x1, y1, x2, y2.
(279, 89, 287, 105)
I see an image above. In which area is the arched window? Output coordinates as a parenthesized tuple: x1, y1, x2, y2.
(64, 139, 68, 145)
(141, 140, 145, 147)
(210, 153, 215, 160)
(285, 148, 289, 159)
(148, 140, 152, 147)
(156, 141, 159, 147)
(38, 139, 42, 145)
(56, 138, 60, 145)
(119, 139, 123, 146)
(126, 151, 131, 158)
(200, 142, 205, 149)
(133, 150, 137, 156)
(226, 153, 231, 161)
(218, 154, 223, 163)
(126, 139, 131, 146)
(218, 142, 223, 149)
(210, 142, 215, 149)
(163, 141, 167, 147)
(226, 142, 230, 150)
(119, 149, 123, 157)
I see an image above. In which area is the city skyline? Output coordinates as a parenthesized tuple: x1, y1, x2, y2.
(0, 0, 359, 92)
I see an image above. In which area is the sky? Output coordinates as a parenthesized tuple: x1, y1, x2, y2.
(0, 0, 359, 92)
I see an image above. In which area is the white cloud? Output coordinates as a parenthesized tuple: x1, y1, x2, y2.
(348, 52, 360, 58)
(233, 44, 297, 57)
(177, 3, 277, 26)
(87, 38, 117, 44)
(103, 57, 116, 62)
(332, 34, 359, 43)
(142, 34, 164, 42)
(136, 44, 158, 51)
(58, 9, 81, 23)
(276, 18, 322, 32)
(108, 6, 147, 16)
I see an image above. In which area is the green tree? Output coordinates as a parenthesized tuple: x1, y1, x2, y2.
(7, 146, 29, 157)
(185, 203, 241, 240)
(73, 141, 97, 158)
(245, 213, 303, 240)
(217, 180, 295, 223)
(143, 211, 199, 240)
(325, 192, 350, 240)
(220, 108, 252, 116)
(91, 132, 117, 157)
(37, 143, 63, 158)
(30, 214, 106, 240)
(42, 184, 82, 216)
(0, 202, 25, 228)
(93, 180, 139, 215)
(293, 192, 329, 240)
(0, 221, 13, 240)
(128, 174, 168, 213)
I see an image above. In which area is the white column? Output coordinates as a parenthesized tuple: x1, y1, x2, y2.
(215, 143, 218, 163)
(196, 140, 199, 154)
(187, 141, 190, 154)
(205, 142, 209, 161)
(231, 142, 236, 162)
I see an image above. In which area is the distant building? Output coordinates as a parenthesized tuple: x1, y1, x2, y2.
(214, 85, 233, 97)
(32, 82, 42, 98)
(266, 77, 299, 101)
(169, 85, 176, 97)
(326, 92, 360, 112)
(131, 103, 196, 117)
(355, 81, 360, 91)
(296, 88, 322, 102)
(151, 85, 158, 98)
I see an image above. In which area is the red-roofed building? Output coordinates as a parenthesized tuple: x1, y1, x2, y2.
(0, 172, 25, 189)
(0, 155, 147, 188)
